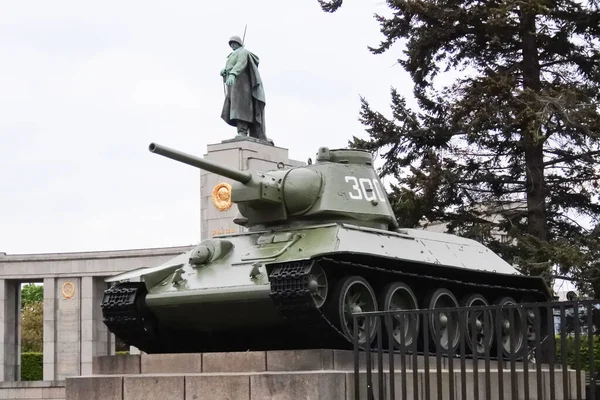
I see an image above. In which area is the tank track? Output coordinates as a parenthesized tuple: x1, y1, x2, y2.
(268, 260, 348, 348)
(267, 255, 549, 352)
(101, 282, 161, 353)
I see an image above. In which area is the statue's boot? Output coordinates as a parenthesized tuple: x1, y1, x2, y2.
(236, 120, 249, 137)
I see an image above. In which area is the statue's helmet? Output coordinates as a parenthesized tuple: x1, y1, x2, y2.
(228, 35, 243, 46)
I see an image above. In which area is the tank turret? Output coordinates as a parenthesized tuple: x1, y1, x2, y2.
(149, 142, 399, 230)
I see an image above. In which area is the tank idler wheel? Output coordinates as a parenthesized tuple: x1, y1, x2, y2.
(425, 288, 461, 354)
(495, 297, 526, 358)
(331, 276, 378, 347)
(379, 282, 420, 350)
(307, 263, 328, 308)
(460, 293, 494, 356)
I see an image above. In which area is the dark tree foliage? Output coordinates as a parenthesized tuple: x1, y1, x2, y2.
(21, 301, 42, 353)
(318, 0, 600, 296)
(21, 283, 43, 309)
(20, 284, 44, 352)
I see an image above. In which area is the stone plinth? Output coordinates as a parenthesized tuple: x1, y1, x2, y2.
(92, 349, 569, 375)
(0, 380, 65, 400)
(67, 369, 586, 400)
(93, 355, 141, 375)
(63, 349, 587, 400)
(199, 137, 305, 241)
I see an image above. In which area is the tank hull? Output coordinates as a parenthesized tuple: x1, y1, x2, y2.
(146, 288, 280, 331)
(102, 223, 552, 355)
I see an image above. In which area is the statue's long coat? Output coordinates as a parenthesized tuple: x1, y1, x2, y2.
(221, 47, 267, 140)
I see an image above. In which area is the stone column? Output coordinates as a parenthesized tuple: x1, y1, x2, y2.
(200, 138, 304, 241)
(80, 277, 93, 375)
(55, 277, 81, 380)
(93, 277, 112, 357)
(0, 280, 18, 381)
(15, 284, 21, 380)
(43, 278, 56, 381)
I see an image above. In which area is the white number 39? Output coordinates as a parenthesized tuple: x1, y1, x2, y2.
(344, 176, 386, 201)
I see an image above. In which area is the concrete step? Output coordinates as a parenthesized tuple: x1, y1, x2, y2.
(92, 349, 563, 376)
(66, 368, 585, 400)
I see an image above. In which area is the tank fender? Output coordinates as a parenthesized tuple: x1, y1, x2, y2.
(104, 260, 186, 285)
(141, 263, 186, 288)
(104, 266, 151, 283)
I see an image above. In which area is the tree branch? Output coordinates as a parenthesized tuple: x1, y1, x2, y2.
(543, 149, 600, 166)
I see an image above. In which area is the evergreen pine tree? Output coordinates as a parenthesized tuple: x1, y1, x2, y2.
(318, 0, 600, 296)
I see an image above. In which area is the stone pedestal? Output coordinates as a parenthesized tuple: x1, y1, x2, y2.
(65, 349, 586, 400)
(199, 137, 305, 241)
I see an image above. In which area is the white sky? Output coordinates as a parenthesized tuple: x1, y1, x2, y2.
(0, 0, 419, 254)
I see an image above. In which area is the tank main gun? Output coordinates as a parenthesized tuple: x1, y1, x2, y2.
(149, 143, 252, 184)
(149, 142, 298, 227)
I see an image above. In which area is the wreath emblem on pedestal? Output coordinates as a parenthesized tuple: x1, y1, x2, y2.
(62, 281, 75, 299)
(212, 182, 233, 211)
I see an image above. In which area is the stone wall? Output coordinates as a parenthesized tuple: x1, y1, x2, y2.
(0, 245, 193, 388)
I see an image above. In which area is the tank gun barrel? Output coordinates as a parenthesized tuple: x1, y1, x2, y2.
(149, 142, 252, 184)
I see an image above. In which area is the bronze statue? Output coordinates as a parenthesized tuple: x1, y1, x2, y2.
(220, 35, 269, 144)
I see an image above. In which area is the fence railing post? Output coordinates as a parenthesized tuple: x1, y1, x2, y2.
(349, 299, 599, 400)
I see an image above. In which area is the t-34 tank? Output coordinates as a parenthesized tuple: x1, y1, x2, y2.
(101, 142, 552, 356)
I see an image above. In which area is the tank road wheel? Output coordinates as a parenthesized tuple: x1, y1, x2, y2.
(307, 263, 328, 308)
(520, 295, 539, 343)
(331, 276, 378, 346)
(380, 282, 420, 349)
(461, 294, 494, 356)
(495, 297, 526, 358)
(519, 295, 548, 363)
(426, 288, 461, 353)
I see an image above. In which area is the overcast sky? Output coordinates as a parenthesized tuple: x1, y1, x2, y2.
(0, 0, 420, 254)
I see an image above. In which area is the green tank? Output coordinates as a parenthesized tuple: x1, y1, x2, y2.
(101, 142, 552, 357)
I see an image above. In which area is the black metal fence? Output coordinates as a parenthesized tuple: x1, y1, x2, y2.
(352, 299, 600, 400)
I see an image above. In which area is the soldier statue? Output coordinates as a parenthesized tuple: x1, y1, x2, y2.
(220, 35, 270, 144)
